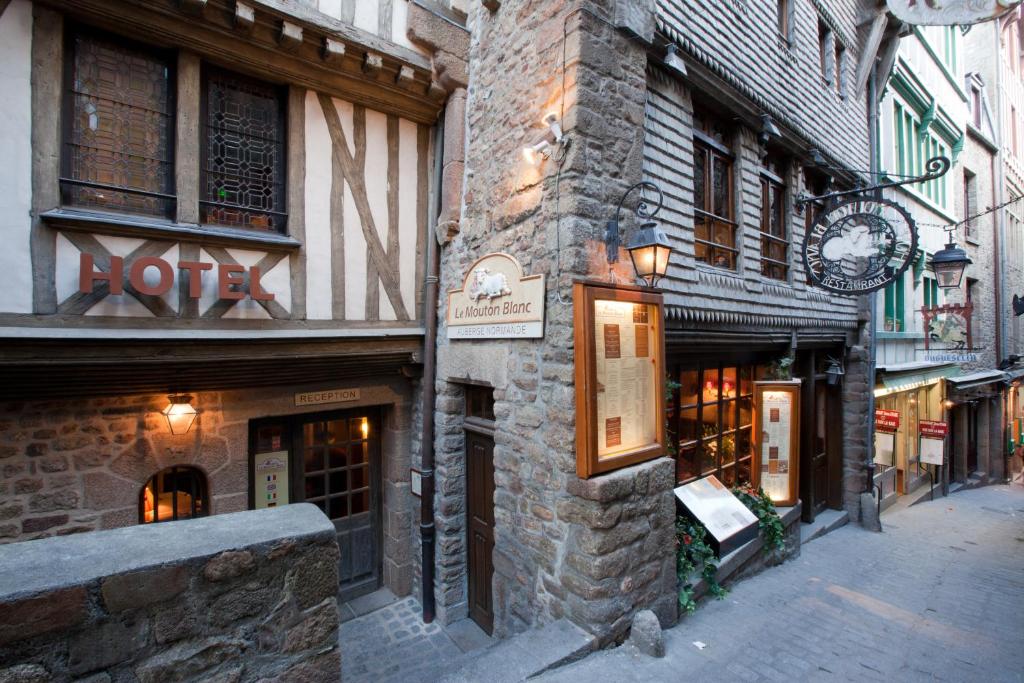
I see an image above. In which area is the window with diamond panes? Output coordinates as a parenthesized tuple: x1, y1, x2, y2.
(670, 362, 766, 486)
(62, 30, 175, 217)
(201, 69, 286, 232)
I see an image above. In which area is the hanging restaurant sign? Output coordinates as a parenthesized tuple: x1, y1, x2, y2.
(886, 0, 1022, 26)
(802, 198, 917, 295)
(447, 253, 545, 339)
(919, 302, 980, 363)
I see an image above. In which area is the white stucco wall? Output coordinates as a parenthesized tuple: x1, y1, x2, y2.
(0, 0, 35, 314)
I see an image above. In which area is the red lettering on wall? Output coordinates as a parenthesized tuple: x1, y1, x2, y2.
(249, 266, 275, 302)
(129, 256, 174, 296)
(178, 261, 213, 298)
(218, 264, 246, 300)
(79, 253, 124, 295)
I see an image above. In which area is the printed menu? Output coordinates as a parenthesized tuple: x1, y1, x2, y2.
(594, 300, 656, 460)
(759, 390, 793, 502)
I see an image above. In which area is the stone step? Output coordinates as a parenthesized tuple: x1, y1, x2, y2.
(800, 509, 849, 545)
(439, 619, 597, 683)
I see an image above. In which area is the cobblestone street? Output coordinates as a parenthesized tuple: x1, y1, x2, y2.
(540, 484, 1024, 683)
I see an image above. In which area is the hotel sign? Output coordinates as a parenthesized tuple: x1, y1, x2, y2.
(446, 253, 545, 339)
(803, 198, 917, 296)
(295, 388, 361, 407)
(887, 0, 1021, 26)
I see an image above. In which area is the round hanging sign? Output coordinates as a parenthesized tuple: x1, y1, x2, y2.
(802, 197, 918, 295)
(886, 0, 1021, 27)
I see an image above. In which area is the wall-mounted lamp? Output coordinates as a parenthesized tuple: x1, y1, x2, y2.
(825, 358, 845, 386)
(163, 394, 198, 435)
(663, 43, 687, 77)
(943, 399, 956, 410)
(605, 181, 674, 287)
(758, 114, 781, 147)
(522, 113, 565, 165)
(932, 235, 972, 289)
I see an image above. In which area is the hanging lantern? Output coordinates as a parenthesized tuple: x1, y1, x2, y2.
(163, 394, 198, 435)
(626, 222, 674, 288)
(825, 359, 845, 386)
(932, 238, 972, 290)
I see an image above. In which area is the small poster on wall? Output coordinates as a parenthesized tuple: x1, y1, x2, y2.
(874, 432, 895, 466)
(574, 282, 665, 478)
(752, 381, 801, 507)
(254, 450, 290, 509)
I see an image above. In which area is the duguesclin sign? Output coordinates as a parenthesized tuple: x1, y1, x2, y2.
(887, 0, 1021, 26)
(446, 253, 545, 339)
(803, 198, 917, 296)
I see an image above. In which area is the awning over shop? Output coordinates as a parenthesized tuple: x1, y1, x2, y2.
(1004, 368, 1024, 385)
(947, 369, 1009, 391)
(875, 361, 959, 396)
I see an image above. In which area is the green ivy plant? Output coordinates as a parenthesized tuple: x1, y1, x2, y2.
(764, 356, 794, 381)
(732, 485, 785, 552)
(675, 516, 727, 614)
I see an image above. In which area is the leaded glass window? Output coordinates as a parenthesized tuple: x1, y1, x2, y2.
(62, 30, 175, 217)
(760, 154, 788, 281)
(201, 69, 287, 232)
(693, 108, 737, 270)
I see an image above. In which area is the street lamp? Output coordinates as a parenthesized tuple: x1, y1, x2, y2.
(932, 237, 972, 290)
(606, 181, 675, 288)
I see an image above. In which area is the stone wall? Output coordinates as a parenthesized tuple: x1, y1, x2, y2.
(0, 504, 340, 682)
(430, 0, 677, 642)
(0, 379, 417, 598)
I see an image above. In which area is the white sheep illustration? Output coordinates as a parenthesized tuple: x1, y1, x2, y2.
(469, 268, 512, 302)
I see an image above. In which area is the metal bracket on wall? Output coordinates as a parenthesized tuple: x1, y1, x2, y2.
(605, 181, 664, 264)
(795, 155, 951, 209)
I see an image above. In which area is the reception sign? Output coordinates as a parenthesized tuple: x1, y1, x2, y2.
(887, 0, 1021, 26)
(752, 381, 801, 507)
(447, 253, 545, 339)
(574, 282, 665, 478)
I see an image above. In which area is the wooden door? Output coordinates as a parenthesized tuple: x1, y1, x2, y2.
(298, 413, 381, 602)
(810, 381, 830, 516)
(466, 429, 495, 635)
(967, 402, 979, 474)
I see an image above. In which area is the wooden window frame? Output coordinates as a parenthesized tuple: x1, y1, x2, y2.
(199, 65, 288, 234)
(574, 282, 666, 479)
(61, 25, 177, 219)
(759, 161, 788, 281)
(693, 130, 738, 271)
(139, 465, 208, 524)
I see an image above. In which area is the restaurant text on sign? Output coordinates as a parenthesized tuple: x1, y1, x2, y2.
(78, 253, 275, 301)
(919, 420, 949, 439)
(875, 409, 900, 433)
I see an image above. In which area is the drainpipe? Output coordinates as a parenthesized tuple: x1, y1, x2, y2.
(420, 115, 445, 624)
(865, 63, 881, 498)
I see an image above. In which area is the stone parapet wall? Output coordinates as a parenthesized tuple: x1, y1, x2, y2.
(0, 504, 341, 682)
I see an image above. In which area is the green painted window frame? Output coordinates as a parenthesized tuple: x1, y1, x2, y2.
(884, 276, 906, 332)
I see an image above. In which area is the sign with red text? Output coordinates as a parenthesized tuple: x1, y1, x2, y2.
(919, 420, 948, 439)
(887, 0, 1021, 26)
(446, 253, 545, 339)
(875, 409, 901, 433)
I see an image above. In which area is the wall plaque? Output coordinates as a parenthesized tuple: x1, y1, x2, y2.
(887, 0, 1021, 26)
(254, 450, 290, 509)
(674, 476, 759, 558)
(803, 198, 917, 295)
(751, 381, 801, 507)
(295, 388, 361, 407)
(574, 282, 665, 478)
(446, 253, 545, 339)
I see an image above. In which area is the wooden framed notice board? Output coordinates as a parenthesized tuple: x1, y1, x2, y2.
(751, 380, 801, 507)
(574, 282, 666, 478)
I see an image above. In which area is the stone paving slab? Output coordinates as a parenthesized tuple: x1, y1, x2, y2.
(538, 484, 1024, 683)
(339, 596, 495, 683)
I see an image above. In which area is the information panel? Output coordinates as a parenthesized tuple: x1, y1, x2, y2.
(574, 283, 665, 478)
(674, 475, 759, 558)
(752, 381, 801, 507)
(254, 450, 290, 509)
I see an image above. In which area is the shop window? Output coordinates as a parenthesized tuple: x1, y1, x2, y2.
(884, 276, 905, 331)
(670, 361, 764, 486)
(200, 68, 287, 232)
(692, 108, 737, 270)
(140, 466, 208, 524)
(759, 154, 788, 281)
(61, 28, 175, 218)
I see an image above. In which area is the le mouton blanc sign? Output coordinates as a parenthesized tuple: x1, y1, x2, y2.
(447, 253, 545, 339)
(887, 0, 1021, 25)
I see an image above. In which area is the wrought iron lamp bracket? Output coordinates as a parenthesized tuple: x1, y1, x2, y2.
(795, 156, 951, 209)
(605, 181, 664, 264)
